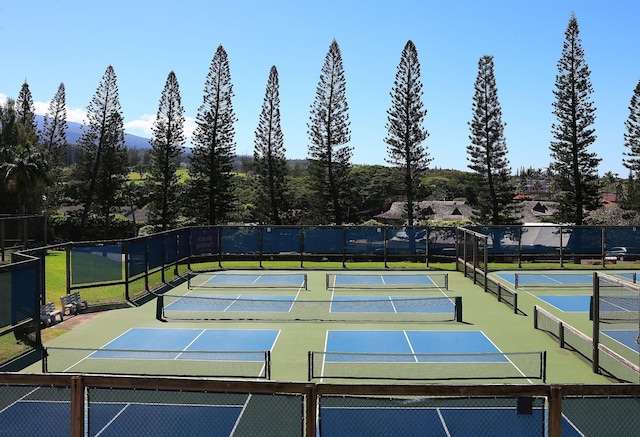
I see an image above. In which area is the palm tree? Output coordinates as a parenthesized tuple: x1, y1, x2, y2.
(1, 142, 49, 214)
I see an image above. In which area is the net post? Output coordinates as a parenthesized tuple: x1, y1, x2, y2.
(303, 273, 308, 290)
(533, 305, 538, 329)
(265, 351, 271, 379)
(513, 292, 518, 314)
(559, 322, 565, 349)
(444, 273, 448, 290)
(588, 296, 593, 321)
(42, 346, 48, 373)
(325, 274, 329, 290)
(155, 295, 164, 321)
(497, 283, 502, 302)
(541, 351, 547, 383)
(592, 272, 600, 373)
(455, 297, 463, 322)
(307, 351, 313, 381)
(514, 273, 519, 289)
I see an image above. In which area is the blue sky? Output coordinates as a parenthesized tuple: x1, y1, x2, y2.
(1, 0, 639, 176)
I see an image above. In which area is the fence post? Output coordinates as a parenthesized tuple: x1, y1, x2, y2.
(305, 383, 317, 437)
(548, 385, 562, 437)
(70, 375, 85, 437)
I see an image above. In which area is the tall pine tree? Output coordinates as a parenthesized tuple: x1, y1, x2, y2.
(307, 39, 352, 224)
(15, 81, 38, 145)
(40, 83, 68, 164)
(149, 71, 185, 231)
(385, 40, 430, 226)
(189, 45, 237, 225)
(40, 83, 68, 211)
(622, 78, 640, 209)
(467, 55, 519, 224)
(75, 65, 128, 237)
(549, 12, 601, 225)
(253, 65, 288, 224)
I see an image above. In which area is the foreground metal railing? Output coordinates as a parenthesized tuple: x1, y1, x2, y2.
(2, 372, 640, 436)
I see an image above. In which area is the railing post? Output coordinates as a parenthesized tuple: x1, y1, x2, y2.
(548, 385, 562, 437)
(70, 375, 85, 437)
(305, 383, 317, 437)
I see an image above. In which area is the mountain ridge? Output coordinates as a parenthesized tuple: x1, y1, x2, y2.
(35, 115, 151, 149)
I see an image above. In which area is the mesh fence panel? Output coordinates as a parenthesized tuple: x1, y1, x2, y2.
(319, 395, 546, 437)
(0, 384, 72, 435)
(87, 387, 304, 437)
(562, 395, 640, 436)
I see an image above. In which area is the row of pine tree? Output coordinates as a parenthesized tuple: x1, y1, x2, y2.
(2, 13, 640, 238)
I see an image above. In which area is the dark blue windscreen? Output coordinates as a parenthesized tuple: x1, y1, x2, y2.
(191, 228, 219, 255)
(11, 264, 38, 324)
(71, 245, 123, 285)
(386, 227, 427, 255)
(164, 233, 178, 264)
(178, 229, 191, 259)
(479, 227, 521, 254)
(148, 236, 163, 269)
(303, 228, 343, 254)
(262, 227, 301, 254)
(428, 227, 456, 256)
(345, 227, 385, 254)
(605, 227, 640, 250)
(221, 227, 260, 254)
(128, 240, 147, 278)
(520, 226, 562, 255)
(564, 227, 602, 255)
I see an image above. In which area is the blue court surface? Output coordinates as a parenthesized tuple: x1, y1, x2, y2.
(324, 330, 507, 362)
(0, 399, 245, 437)
(497, 272, 637, 288)
(329, 296, 454, 314)
(330, 274, 438, 287)
(201, 273, 305, 286)
(165, 294, 296, 313)
(320, 405, 583, 437)
(602, 329, 640, 353)
(538, 295, 591, 312)
(91, 327, 279, 359)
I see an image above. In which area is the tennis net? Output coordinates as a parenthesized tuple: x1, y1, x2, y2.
(156, 294, 462, 323)
(514, 273, 593, 288)
(308, 350, 546, 382)
(188, 272, 307, 290)
(326, 273, 448, 290)
(594, 272, 639, 323)
(534, 305, 640, 383)
(43, 346, 271, 379)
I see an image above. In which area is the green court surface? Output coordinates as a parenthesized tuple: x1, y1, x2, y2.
(25, 270, 614, 384)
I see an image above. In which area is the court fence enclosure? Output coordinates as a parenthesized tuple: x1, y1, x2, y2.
(2, 373, 640, 437)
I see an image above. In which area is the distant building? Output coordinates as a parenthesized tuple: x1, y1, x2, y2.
(374, 200, 557, 225)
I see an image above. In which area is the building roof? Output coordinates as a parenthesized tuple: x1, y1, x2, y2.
(374, 200, 557, 224)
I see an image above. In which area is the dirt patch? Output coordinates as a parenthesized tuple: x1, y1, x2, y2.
(57, 312, 101, 329)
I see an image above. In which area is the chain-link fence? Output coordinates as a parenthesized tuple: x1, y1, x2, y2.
(3, 373, 640, 436)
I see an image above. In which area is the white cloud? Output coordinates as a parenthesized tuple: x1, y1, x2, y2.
(3, 96, 196, 142)
(124, 114, 155, 136)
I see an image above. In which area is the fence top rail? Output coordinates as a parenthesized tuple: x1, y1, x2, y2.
(457, 227, 489, 239)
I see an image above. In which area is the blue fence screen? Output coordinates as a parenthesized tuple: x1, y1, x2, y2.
(71, 245, 123, 285)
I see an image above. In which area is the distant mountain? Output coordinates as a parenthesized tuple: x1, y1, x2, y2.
(35, 115, 151, 149)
